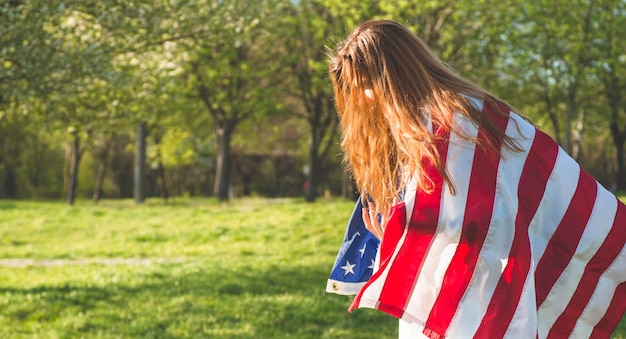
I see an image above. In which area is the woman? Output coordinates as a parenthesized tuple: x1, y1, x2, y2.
(327, 20, 626, 339)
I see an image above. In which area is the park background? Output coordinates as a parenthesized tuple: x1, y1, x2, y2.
(1, 0, 625, 338)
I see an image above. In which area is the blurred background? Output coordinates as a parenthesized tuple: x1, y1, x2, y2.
(1, 0, 625, 205)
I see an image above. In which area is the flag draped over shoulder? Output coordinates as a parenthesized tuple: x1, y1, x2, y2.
(327, 97, 626, 339)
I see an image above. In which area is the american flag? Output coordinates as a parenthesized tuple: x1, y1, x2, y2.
(326, 199, 380, 295)
(327, 97, 626, 338)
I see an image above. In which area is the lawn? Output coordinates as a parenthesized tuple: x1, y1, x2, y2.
(0, 197, 624, 338)
(0, 198, 396, 338)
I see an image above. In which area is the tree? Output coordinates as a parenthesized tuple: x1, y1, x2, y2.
(596, 0, 626, 188)
(1, 1, 142, 203)
(284, 0, 349, 202)
(0, 2, 66, 198)
(183, 0, 284, 201)
(504, 0, 600, 159)
(0, 1, 68, 104)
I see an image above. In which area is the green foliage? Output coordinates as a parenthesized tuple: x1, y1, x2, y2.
(0, 1, 65, 101)
(152, 127, 197, 168)
(1, 0, 625, 198)
(183, 0, 286, 122)
(0, 108, 66, 198)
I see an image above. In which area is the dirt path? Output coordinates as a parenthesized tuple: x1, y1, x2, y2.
(0, 258, 186, 267)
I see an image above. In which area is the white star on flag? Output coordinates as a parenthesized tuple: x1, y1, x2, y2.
(341, 260, 356, 276)
(368, 259, 375, 270)
(359, 244, 367, 257)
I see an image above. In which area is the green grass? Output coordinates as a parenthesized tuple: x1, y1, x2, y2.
(0, 198, 396, 338)
(0, 197, 624, 338)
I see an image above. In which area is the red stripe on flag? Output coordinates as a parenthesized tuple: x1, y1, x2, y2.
(372, 202, 407, 317)
(590, 281, 626, 339)
(547, 201, 626, 338)
(535, 170, 598, 307)
(474, 129, 559, 338)
(349, 125, 450, 316)
(374, 126, 451, 318)
(424, 101, 509, 336)
(349, 201, 406, 314)
(378, 202, 408, 271)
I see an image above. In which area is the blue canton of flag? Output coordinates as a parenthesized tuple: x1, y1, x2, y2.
(326, 197, 380, 295)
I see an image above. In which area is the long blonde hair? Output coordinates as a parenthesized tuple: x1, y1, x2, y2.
(329, 20, 522, 216)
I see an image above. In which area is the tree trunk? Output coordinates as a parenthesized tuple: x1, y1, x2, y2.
(616, 140, 626, 190)
(610, 123, 626, 190)
(157, 160, 169, 202)
(543, 87, 562, 146)
(571, 109, 585, 162)
(152, 130, 169, 202)
(306, 112, 320, 203)
(3, 167, 17, 199)
(564, 86, 578, 155)
(63, 143, 71, 201)
(616, 143, 626, 191)
(66, 131, 82, 205)
(606, 71, 625, 190)
(304, 96, 338, 203)
(214, 125, 233, 201)
(341, 166, 357, 200)
(92, 158, 107, 203)
(1, 136, 17, 198)
(305, 146, 318, 202)
(134, 121, 147, 204)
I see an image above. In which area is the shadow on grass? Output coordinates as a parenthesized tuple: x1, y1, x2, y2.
(0, 261, 397, 339)
(3, 259, 626, 338)
(0, 200, 17, 210)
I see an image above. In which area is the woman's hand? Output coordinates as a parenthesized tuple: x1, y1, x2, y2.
(362, 201, 385, 240)
(362, 198, 398, 240)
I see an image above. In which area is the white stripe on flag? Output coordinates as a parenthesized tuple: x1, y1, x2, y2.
(447, 112, 535, 337)
(403, 113, 479, 323)
(537, 184, 617, 328)
(504, 263, 538, 339)
(530, 149, 580, 262)
(358, 225, 410, 309)
(404, 175, 418, 224)
(573, 244, 626, 337)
